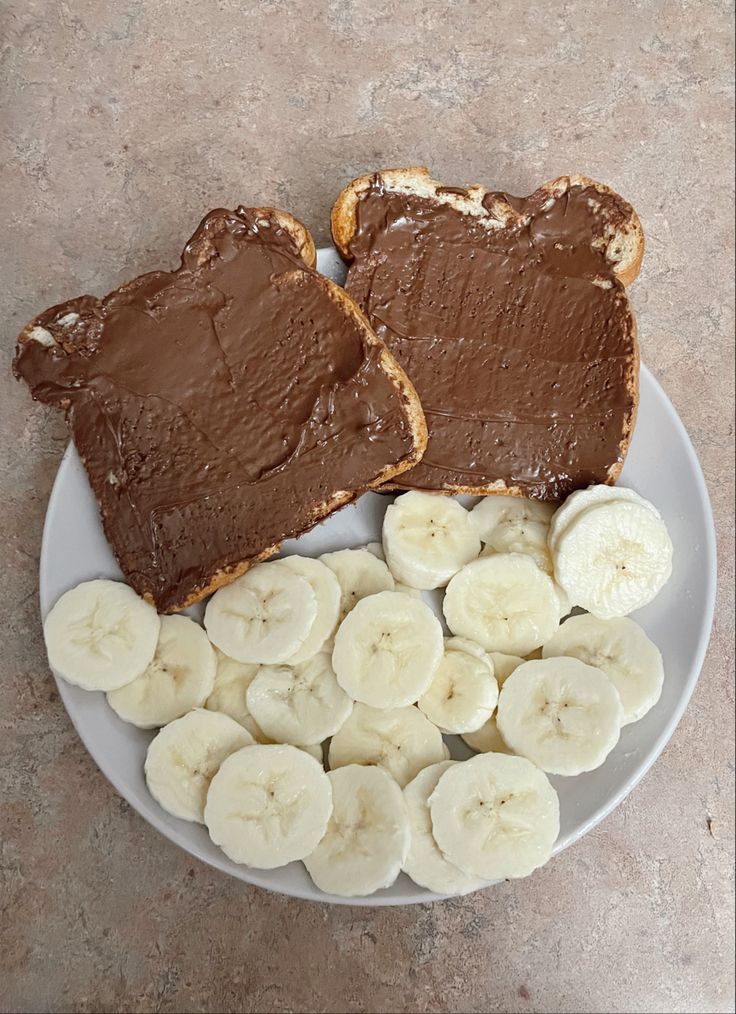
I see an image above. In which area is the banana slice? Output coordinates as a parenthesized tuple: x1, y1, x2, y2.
(278, 555, 341, 663)
(328, 702, 446, 787)
(443, 554, 561, 656)
(43, 579, 160, 692)
(542, 614, 664, 724)
(555, 586, 573, 620)
(383, 491, 480, 590)
(205, 648, 266, 741)
(402, 761, 488, 895)
(300, 743, 324, 763)
(417, 638, 498, 733)
(364, 543, 422, 599)
(443, 636, 489, 660)
(496, 658, 623, 775)
(303, 764, 410, 897)
(204, 744, 332, 869)
(206, 652, 332, 751)
(364, 541, 385, 560)
(204, 561, 317, 664)
(548, 484, 662, 554)
(107, 615, 216, 728)
(490, 652, 527, 683)
(473, 498, 570, 617)
(428, 753, 560, 880)
(478, 548, 571, 621)
(319, 548, 395, 622)
(479, 520, 551, 572)
(245, 651, 353, 746)
(145, 708, 254, 822)
(473, 496, 554, 574)
(470, 495, 555, 543)
(553, 500, 673, 619)
(332, 591, 443, 708)
(460, 719, 508, 755)
(480, 538, 571, 619)
(461, 652, 525, 754)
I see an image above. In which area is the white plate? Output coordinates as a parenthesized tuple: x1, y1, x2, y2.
(38, 247, 716, 906)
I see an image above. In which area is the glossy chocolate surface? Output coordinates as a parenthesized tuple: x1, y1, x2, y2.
(344, 181, 637, 498)
(15, 208, 417, 610)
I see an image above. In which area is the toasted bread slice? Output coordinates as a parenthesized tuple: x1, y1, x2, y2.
(14, 206, 426, 612)
(333, 167, 643, 499)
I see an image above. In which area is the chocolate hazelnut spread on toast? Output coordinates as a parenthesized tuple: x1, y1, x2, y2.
(339, 173, 641, 500)
(14, 208, 424, 611)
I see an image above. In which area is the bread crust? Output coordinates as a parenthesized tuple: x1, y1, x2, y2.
(332, 167, 643, 498)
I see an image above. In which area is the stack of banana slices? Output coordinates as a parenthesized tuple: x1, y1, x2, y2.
(42, 482, 673, 899)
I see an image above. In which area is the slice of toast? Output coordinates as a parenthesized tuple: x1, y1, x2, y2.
(333, 167, 644, 500)
(14, 206, 426, 612)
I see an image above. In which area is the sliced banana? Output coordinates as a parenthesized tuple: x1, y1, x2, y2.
(446, 636, 491, 661)
(418, 637, 498, 733)
(555, 586, 573, 620)
(489, 652, 527, 684)
(364, 541, 386, 560)
(543, 614, 664, 724)
(402, 762, 488, 895)
(473, 495, 554, 575)
(43, 579, 160, 692)
(208, 653, 328, 751)
(278, 555, 341, 663)
(461, 653, 525, 754)
(548, 484, 662, 554)
(205, 648, 266, 741)
(473, 498, 570, 616)
(553, 500, 673, 619)
(480, 537, 571, 619)
(460, 719, 509, 755)
(496, 658, 623, 775)
(204, 561, 317, 664)
(470, 495, 555, 543)
(429, 753, 560, 881)
(303, 764, 410, 897)
(383, 491, 480, 590)
(300, 743, 324, 763)
(328, 702, 446, 787)
(107, 615, 216, 728)
(443, 554, 561, 656)
(332, 591, 443, 708)
(245, 651, 353, 746)
(319, 548, 395, 621)
(204, 744, 332, 869)
(364, 543, 422, 599)
(479, 520, 551, 573)
(479, 550, 571, 622)
(145, 708, 254, 822)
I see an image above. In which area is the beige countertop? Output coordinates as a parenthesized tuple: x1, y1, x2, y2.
(1, 2, 734, 1011)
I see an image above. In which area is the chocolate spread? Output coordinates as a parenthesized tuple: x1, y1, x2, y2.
(344, 181, 638, 499)
(14, 208, 417, 611)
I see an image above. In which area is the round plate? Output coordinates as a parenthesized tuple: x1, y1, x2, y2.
(38, 248, 716, 905)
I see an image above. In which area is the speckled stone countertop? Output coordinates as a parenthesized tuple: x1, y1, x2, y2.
(1, 2, 734, 1012)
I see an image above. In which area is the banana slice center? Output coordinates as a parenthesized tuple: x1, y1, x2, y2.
(70, 605, 135, 658)
(537, 695, 587, 740)
(598, 540, 647, 576)
(229, 775, 304, 838)
(463, 790, 534, 842)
